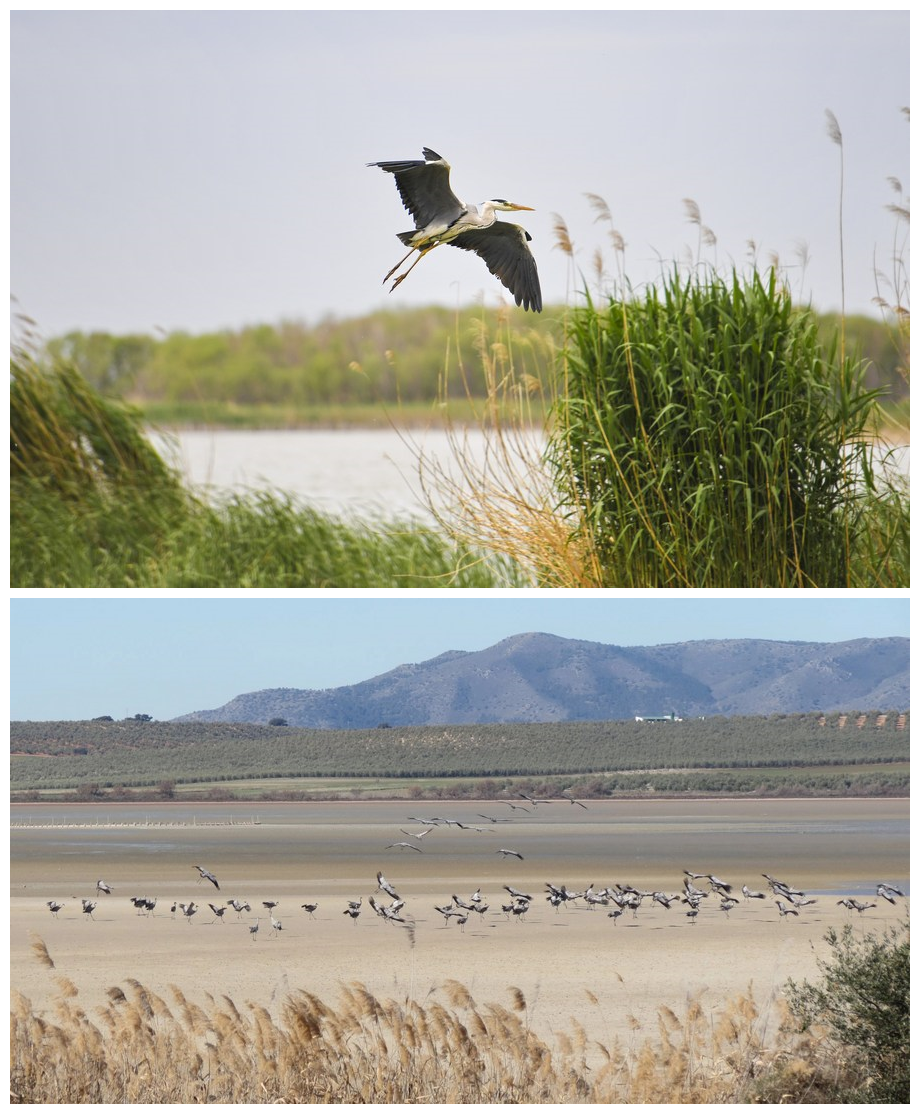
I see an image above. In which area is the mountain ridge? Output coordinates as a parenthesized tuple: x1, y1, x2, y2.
(175, 633, 909, 727)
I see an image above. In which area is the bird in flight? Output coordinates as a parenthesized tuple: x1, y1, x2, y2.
(368, 147, 542, 312)
(193, 865, 220, 890)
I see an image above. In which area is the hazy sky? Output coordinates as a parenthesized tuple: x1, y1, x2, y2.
(11, 9, 909, 340)
(9, 595, 909, 722)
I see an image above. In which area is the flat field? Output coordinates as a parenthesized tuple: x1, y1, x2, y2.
(10, 798, 908, 1050)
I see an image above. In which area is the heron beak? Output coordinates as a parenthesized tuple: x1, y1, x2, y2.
(512, 204, 535, 211)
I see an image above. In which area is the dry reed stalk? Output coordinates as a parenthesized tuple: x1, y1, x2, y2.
(411, 310, 605, 587)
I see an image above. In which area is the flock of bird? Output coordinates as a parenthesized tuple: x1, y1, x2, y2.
(37, 796, 905, 941)
(43, 861, 906, 942)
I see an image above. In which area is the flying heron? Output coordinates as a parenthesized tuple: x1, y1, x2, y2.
(96, 879, 113, 896)
(496, 848, 524, 860)
(368, 147, 542, 312)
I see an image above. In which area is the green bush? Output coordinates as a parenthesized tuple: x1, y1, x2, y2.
(549, 268, 907, 587)
(784, 919, 909, 1103)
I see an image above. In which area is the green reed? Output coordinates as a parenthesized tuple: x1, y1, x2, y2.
(548, 267, 906, 587)
(10, 353, 515, 588)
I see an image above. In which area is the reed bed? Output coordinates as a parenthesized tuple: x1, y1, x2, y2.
(10, 350, 515, 588)
(11, 964, 854, 1104)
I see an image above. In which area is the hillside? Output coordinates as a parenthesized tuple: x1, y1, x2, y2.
(177, 634, 909, 728)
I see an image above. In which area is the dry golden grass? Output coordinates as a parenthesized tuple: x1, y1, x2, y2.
(10, 954, 856, 1104)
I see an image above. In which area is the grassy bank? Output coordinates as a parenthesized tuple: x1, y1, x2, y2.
(10, 354, 518, 588)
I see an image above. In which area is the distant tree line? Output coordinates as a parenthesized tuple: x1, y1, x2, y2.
(9, 713, 909, 799)
(36, 307, 905, 414)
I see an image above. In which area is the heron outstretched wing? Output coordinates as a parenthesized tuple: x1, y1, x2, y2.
(449, 223, 542, 312)
(369, 148, 464, 231)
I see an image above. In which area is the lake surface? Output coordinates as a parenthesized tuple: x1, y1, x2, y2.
(149, 427, 547, 523)
(150, 427, 909, 526)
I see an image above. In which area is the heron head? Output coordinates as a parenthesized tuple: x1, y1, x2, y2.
(489, 199, 534, 212)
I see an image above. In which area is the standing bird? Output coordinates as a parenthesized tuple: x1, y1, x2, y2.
(249, 920, 259, 942)
(368, 148, 542, 312)
(270, 914, 283, 936)
(193, 866, 220, 891)
(301, 903, 318, 919)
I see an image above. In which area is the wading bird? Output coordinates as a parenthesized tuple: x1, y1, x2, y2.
(301, 903, 318, 919)
(838, 898, 876, 917)
(368, 148, 542, 311)
(249, 920, 259, 942)
(270, 914, 283, 936)
(193, 865, 220, 891)
(81, 899, 97, 919)
(179, 902, 198, 924)
(262, 901, 279, 912)
(46, 900, 64, 918)
(228, 898, 251, 918)
(208, 903, 227, 924)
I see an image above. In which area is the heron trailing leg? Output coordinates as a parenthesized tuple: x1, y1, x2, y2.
(388, 245, 437, 291)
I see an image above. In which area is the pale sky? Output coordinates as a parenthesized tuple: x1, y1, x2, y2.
(9, 595, 910, 722)
(10, 9, 910, 340)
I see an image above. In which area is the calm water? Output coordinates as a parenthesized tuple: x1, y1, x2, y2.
(149, 427, 547, 523)
(150, 428, 908, 525)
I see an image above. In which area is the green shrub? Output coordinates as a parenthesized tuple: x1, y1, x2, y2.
(784, 919, 909, 1102)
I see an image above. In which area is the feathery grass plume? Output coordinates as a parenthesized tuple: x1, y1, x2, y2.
(825, 108, 846, 356)
(10, 973, 906, 1103)
(507, 986, 527, 1012)
(443, 978, 477, 1010)
(29, 934, 55, 969)
(551, 213, 574, 256)
(54, 977, 79, 999)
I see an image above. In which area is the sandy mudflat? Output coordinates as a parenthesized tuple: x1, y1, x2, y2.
(10, 799, 909, 1050)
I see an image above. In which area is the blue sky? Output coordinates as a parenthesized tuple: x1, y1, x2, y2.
(11, 9, 909, 340)
(9, 595, 909, 722)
